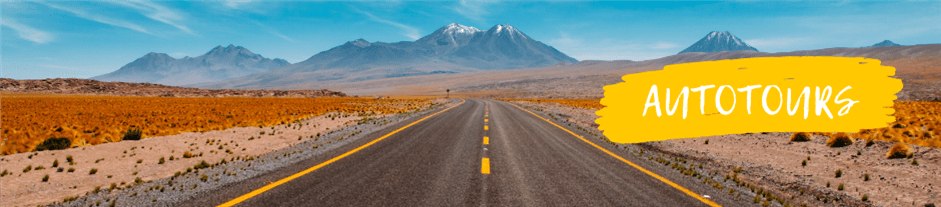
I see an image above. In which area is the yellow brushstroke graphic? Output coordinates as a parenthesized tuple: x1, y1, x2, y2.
(596, 57, 901, 143)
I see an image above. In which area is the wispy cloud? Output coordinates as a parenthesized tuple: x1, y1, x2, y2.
(110, 1, 195, 35)
(1, 19, 54, 43)
(39, 2, 152, 35)
(744, 37, 806, 47)
(249, 20, 294, 42)
(548, 33, 677, 61)
(451, 1, 492, 24)
(650, 42, 679, 49)
(352, 8, 421, 40)
(38, 64, 83, 72)
(168, 52, 189, 58)
(224, 0, 252, 9)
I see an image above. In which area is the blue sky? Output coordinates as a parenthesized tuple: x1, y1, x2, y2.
(3, 1, 939, 79)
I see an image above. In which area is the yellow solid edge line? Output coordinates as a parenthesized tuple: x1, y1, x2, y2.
(484, 136, 489, 145)
(507, 103, 721, 207)
(217, 99, 467, 207)
(481, 158, 491, 174)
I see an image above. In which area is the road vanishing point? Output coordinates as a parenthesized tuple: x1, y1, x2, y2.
(183, 99, 744, 207)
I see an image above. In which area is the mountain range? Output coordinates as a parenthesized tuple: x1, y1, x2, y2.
(195, 23, 578, 89)
(91, 45, 290, 86)
(91, 26, 916, 89)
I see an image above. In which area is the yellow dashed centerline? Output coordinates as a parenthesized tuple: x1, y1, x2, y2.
(485, 119, 488, 122)
(481, 158, 491, 174)
(484, 125, 488, 130)
(484, 136, 489, 145)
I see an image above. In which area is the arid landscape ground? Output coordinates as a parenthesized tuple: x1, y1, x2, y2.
(507, 99, 939, 207)
(1, 45, 938, 207)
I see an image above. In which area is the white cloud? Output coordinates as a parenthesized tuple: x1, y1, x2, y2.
(650, 42, 679, 49)
(744, 38, 802, 47)
(168, 52, 189, 58)
(1, 19, 54, 43)
(110, 1, 194, 35)
(39, 2, 152, 35)
(38, 64, 82, 72)
(352, 8, 421, 40)
(451, 1, 493, 23)
(224, 0, 252, 9)
(249, 20, 294, 42)
(547, 33, 670, 61)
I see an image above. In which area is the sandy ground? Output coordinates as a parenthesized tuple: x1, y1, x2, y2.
(0, 98, 448, 207)
(510, 100, 940, 207)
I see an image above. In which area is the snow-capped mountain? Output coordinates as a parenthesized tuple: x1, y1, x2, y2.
(92, 45, 290, 86)
(196, 23, 577, 88)
(869, 40, 902, 47)
(678, 31, 759, 54)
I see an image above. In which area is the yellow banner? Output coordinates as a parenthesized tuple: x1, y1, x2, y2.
(596, 56, 902, 143)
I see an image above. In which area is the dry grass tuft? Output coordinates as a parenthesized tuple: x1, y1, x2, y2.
(790, 132, 812, 142)
(826, 132, 853, 147)
(886, 142, 910, 159)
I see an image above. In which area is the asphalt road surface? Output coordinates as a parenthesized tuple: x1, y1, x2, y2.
(184, 99, 743, 207)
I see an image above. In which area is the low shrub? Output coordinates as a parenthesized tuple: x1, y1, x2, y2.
(835, 169, 842, 178)
(887, 143, 909, 159)
(42, 174, 49, 182)
(158, 157, 166, 164)
(35, 137, 72, 151)
(826, 132, 853, 147)
(122, 128, 143, 141)
(790, 132, 812, 142)
(89, 168, 98, 175)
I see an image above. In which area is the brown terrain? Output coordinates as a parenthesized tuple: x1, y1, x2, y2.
(0, 78, 346, 98)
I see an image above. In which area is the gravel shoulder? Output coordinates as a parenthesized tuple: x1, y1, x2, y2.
(508, 100, 940, 207)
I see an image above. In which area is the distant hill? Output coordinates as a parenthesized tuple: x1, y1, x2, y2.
(869, 40, 902, 47)
(679, 31, 759, 54)
(0, 78, 344, 98)
(195, 23, 577, 89)
(91, 45, 290, 86)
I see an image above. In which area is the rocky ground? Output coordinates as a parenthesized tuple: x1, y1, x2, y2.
(509, 100, 940, 207)
(0, 98, 453, 207)
(0, 78, 345, 98)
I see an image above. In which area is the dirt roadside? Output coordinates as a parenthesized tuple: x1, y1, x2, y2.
(508, 100, 940, 207)
(0, 98, 452, 207)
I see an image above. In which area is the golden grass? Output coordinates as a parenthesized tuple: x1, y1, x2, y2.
(886, 142, 910, 159)
(857, 101, 941, 149)
(0, 94, 432, 155)
(826, 132, 854, 147)
(790, 132, 812, 142)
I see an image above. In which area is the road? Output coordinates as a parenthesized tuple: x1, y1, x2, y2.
(184, 99, 743, 207)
